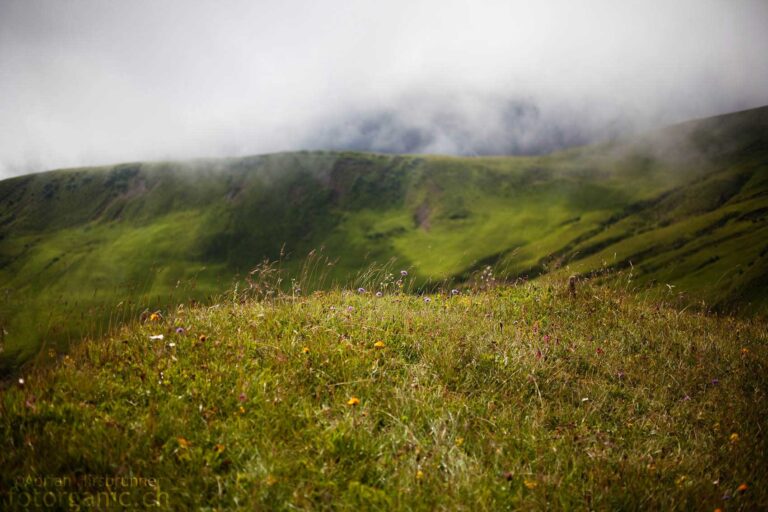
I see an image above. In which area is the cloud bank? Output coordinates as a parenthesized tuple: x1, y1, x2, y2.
(1, 0, 767, 177)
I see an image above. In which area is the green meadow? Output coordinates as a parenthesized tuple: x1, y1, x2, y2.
(0, 106, 767, 510)
(2, 277, 766, 509)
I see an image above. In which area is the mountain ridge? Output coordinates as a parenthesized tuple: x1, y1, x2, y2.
(1, 105, 767, 369)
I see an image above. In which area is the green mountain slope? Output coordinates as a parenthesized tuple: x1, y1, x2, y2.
(1, 106, 767, 368)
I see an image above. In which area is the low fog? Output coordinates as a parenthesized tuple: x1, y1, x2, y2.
(1, 0, 767, 177)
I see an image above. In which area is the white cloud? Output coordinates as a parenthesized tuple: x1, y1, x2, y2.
(1, 0, 767, 176)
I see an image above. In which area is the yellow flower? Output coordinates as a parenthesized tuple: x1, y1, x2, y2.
(239, 406, 246, 414)
(347, 396, 361, 406)
(524, 479, 538, 489)
(302, 346, 310, 354)
(149, 312, 161, 322)
(730, 432, 739, 444)
(374, 341, 386, 349)
(214, 443, 225, 454)
(741, 347, 750, 355)
(177, 437, 191, 449)
(416, 470, 424, 480)
(455, 437, 464, 447)
(737, 482, 748, 493)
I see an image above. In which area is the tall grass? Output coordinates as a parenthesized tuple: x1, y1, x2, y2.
(1, 271, 766, 510)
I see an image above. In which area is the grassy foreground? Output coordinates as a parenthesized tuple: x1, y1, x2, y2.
(2, 277, 767, 510)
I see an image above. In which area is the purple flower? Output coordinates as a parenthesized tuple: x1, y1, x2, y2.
(451, 289, 460, 296)
(375, 291, 383, 297)
(400, 270, 408, 276)
(175, 327, 185, 335)
(357, 287, 366, 293)
(347, 305, 354, 312)
(423, 297, 431, 303)
(711, 378, 719, 385)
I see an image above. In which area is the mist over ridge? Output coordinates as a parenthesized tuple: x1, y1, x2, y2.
(1, 0, 768, 177)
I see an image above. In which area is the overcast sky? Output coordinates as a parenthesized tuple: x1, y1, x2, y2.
(1, 0, 767, 177)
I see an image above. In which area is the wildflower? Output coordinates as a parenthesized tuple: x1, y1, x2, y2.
(177, 437, 191, 449)
(302, 346, 310, 354)
(358, 287, 366, 293)
(374, 341, 385, 349)
(737, 483, 748, 493)
(400, 270, 408, 276)
(730, 432, 739, 444)
(596, 347, 604, 355)
(329, 306, 336, 311)
(542, 334, 550, 343)
(682, 395, 691, 401)
(347, 396, 361, 406)
(213, 444, 225, 454)
(451, 289, 460, 296)
(347, 306, 354, 312)
(149, 312, 161, 322)
(175, 327, 185, 334)
(524, 479, 538, 489)
(375, 291, 383, 297)
(416, 470, 424, 480)
(711, 378, 719, 385)
(238, 393, 247, 402)
(167, 342, 176, 348)
(149, 334, 164, 341)
(455, 437, 464, 447)
(741, 347, 749, 355)
(198, 334, 207, 342)
(239, 406, 245, 414)
(18, 378, 24, 387)
(423, 297, 431, 303)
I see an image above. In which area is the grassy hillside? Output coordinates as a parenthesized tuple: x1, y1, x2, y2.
(2, 279, 766, 509)
(1, 106, 767, 369)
